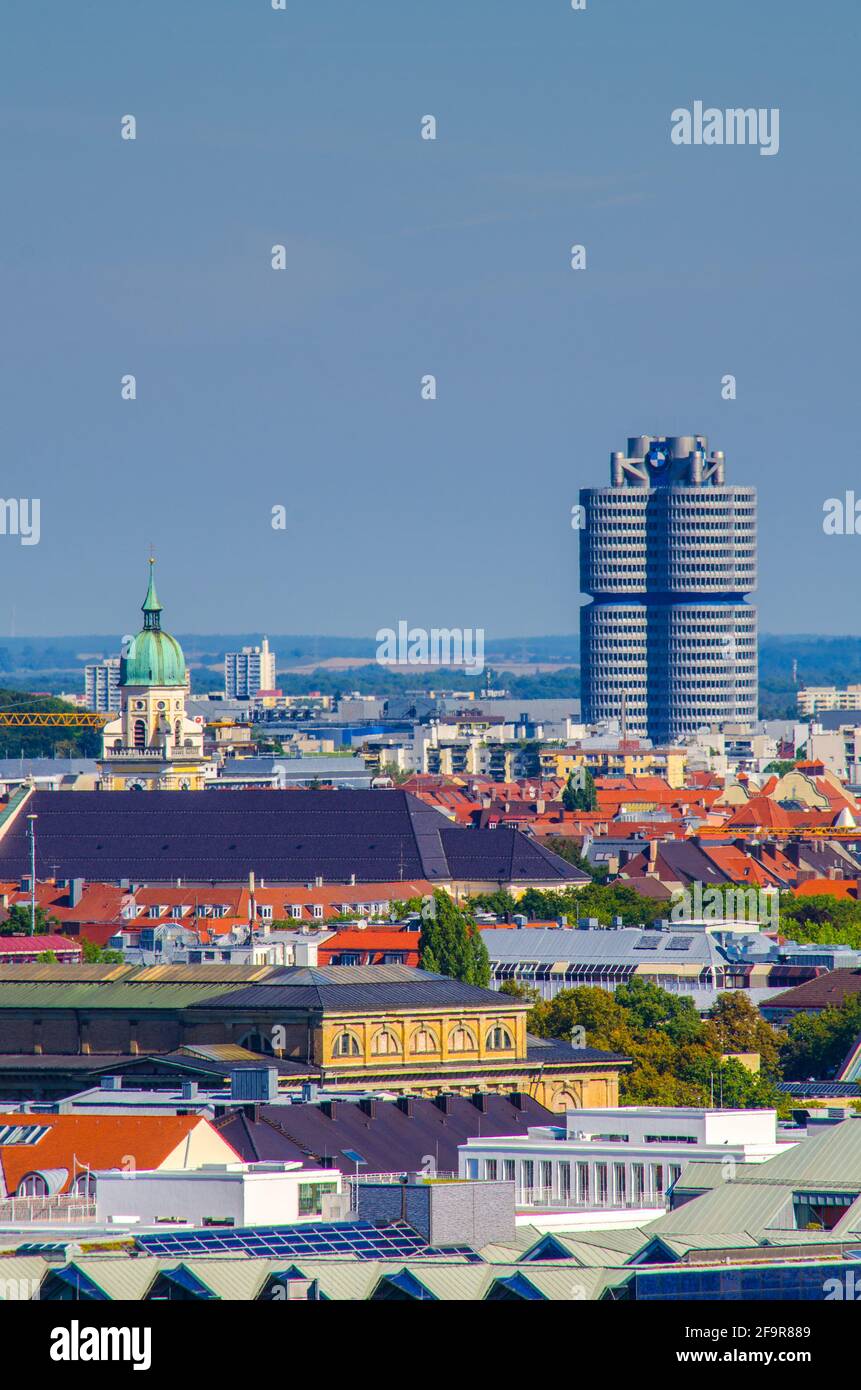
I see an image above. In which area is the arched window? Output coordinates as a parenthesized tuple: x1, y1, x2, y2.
(410, 1026, 440, 1055)
(371, 1027, 401, 1056)
(332, 1030, 361, 1058)
(448, 1024, 477, 1053)
(72, 1171, 96, 1196)
(133, 719, 146, 749)
(17, 1172, 48, 1197)
(237, 1031, 274, 1056)
(486, 1025, 514, 1052)
(174, 720, 182, 744)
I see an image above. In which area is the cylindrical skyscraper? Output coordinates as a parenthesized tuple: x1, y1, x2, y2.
(579, 435, 757, 743)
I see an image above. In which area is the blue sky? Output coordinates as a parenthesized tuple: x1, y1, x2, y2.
(0, 0, 857, 638)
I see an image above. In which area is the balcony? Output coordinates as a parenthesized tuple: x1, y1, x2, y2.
(103, 744, 203, 761)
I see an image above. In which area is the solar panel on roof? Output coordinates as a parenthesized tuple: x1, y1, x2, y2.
(667, 935, 694, 951)
(633, 935, 662, 950)
(136, 1219, 482, 1263)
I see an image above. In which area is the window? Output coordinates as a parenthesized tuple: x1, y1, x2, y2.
(370, 1028, 401, 1056)
(484, 1159, 498, 1181)
(133, 719, 146, 749)
(653, 1164, 664, 1199)
(614, 1163, 626, 1203)
(298, 1181, 338, 1216)
(410, 1026, 440, 1055)
(290, 905, 302, 920)
(539, 1161, 552, 1196)
(448, 1025, 477, 1053)
(559, 1162, 572, 1200)
(632, 1163, 645, 1202)
(16, 1172, 48, 1197)
(503, 1159, 516, 1183)
(596, 1162, 608, 1204)
(576, 1162, 590, 1203)
(332, 1030, 361, 1058)
(668, 1164, 683, 1189)
(486, 1025, 514, 1051)
(521, 1160, 534, 1199)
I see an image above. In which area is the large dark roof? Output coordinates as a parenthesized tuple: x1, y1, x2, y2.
(185, 965, 529, 1014)
(2, 790, 585, 886)
(215, 1092, 555, 1174)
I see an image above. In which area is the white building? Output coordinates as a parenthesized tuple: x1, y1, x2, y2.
(225, 638, 277, 699)
(85, 658, 121, 713)
(458, 1107, 793, 1231)
(96, 1161, 343, 1229)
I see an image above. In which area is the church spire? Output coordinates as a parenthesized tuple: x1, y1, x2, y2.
(142, 558, 162, 631)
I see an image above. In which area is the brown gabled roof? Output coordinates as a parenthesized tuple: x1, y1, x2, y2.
(763, 969, 861, 1012)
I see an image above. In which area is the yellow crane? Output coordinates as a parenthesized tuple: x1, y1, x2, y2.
(0, 712, 110, 727)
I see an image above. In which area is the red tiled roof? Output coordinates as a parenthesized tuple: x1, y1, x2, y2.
(0, 1114, 237, 1196)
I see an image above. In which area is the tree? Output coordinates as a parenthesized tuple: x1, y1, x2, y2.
(0, 904, 58, 936)
(80, 938, 124, 964)
(705, 992, 783, 1077)
(419, 891, 490, 987)
(562, 768, 597, 812)
(780, 994, 861, 1080)
(36, 950, 58, 964)
(466, 889, 518, 919)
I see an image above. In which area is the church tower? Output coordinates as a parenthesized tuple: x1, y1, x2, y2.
(99, 561, 213, 790)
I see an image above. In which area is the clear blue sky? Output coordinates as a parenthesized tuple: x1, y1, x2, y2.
(1, 0, 857, 638)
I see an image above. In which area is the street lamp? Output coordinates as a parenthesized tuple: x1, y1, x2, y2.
(26, 814, 37, 935)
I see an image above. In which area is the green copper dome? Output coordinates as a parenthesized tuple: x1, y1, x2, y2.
(119, 561, 187, 688)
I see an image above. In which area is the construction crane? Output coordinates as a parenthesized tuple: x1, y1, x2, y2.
(0, 712, 110, 727)
(0, 700, 111, 728)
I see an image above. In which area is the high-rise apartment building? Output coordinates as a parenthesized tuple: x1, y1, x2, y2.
(85, 657, 122, 713)
(579, 435, 757, 743)
(224, 637, 277, 699)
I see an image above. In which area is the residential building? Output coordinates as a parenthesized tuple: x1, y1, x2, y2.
(225, 638, 277, 699)
(0, 1111, 238, 1201)
(798, 685, 861, 717)
(579, 434, 757, 742)
(84, 658, 121, 714)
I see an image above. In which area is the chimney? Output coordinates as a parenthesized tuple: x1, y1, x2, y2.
(647, 840, 658, 871)
(396, 1095, 414, 1118)
(359, 1097, 377, 1119)
(321, 1099, 339, 1120)
(510, 1091, 526, 1110)
(433, 1093, 454, 1114)
(69, 878, 84, 909)
(180, 1081, 198, 1100)
(471, 1092, 488, 1113)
